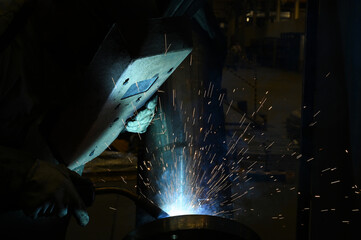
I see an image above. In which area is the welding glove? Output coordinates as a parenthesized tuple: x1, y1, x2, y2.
(21, 159, 93, 226)
(126, 96, 157, 133)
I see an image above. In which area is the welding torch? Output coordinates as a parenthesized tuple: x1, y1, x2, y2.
(75, 182, 169, 219)
(95, 187, 169, 219)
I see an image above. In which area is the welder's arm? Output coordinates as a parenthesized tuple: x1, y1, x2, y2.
(0, 146, 92, 226)
(125, 96, 158, 134)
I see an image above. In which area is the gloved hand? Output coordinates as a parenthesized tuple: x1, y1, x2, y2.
(126, 96, 157, 133)
(21, 160, 94, 226)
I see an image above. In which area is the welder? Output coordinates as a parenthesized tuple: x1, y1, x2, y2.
(0, 0, 159, 239)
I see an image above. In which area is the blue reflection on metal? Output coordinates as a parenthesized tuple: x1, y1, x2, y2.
(121, 75, 159, 99)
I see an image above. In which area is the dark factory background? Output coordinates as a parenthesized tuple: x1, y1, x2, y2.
(67, 1, 360, 240)
(68, 0, 360, 239)
(1, 0, 359, 239)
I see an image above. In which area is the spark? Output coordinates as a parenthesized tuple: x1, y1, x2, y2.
(219, 93, 225, 106)
(209, 83, 214, 98)
(321, 168, 330, 173)
(207, 83, 212, 98)
(247, 135, 255, 143)
(309, 121, 317, 126)
(266, 141, 274, 150)
(245, 177, 252, 182)
(138, 87, 279, 219)
(313, 110, 320, 118)
(255, 97, 267, 113)
(104, 142, 111, 150)
(121, 176, 127, 184)
(207, 113, 212, 123)
(330, 180, 341, 184)
(164, 33, 171, 55)
(248, 161, 257, 169)
(112, 77, 117, 89)
(165, 44, 172, 54)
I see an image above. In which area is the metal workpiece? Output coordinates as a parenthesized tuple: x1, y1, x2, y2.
(124, 215, 261, 240)
(46, 17, 192, 170)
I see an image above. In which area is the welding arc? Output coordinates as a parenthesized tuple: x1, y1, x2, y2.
(95, 187, 169, 219)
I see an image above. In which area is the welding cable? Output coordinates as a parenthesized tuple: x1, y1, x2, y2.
(95, 187, 169, 219)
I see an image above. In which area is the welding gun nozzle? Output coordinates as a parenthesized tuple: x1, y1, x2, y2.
(95, 187, 169, 219)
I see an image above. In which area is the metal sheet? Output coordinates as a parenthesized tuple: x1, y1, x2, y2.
(124, 215, 260, 240)
(46, 17, 192, 170)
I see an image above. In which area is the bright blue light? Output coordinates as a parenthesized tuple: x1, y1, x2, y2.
(161, 191, 211, 217)
(146, 108, 226, 218)
(156, 153, 214, 217)
(162, 194, 195, 216)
